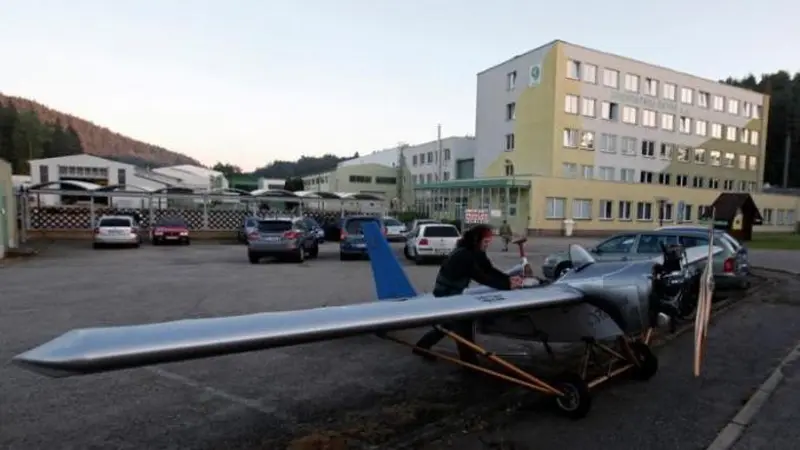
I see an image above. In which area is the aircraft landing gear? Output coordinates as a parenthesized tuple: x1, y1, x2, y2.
(628, 341, 659, 381)
(551, 372, 592, 419)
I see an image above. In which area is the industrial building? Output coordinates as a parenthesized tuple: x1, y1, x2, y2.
(412, 39, 798, 234)
(301, 163, 413, 209)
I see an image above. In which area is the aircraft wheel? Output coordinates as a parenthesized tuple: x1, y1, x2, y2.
(629, 341, 658, 381)
(551, 372, 592, 419)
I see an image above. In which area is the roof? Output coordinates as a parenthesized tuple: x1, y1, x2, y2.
(27, 180, 103, 190)
(709, 193, 763, 222)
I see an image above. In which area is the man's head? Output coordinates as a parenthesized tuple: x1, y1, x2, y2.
(458, 224, 493, 251)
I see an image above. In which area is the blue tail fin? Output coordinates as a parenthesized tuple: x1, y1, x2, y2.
(362, 221, 417, 301)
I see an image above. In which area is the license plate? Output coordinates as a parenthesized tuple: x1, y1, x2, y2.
(353, 243, 366, 248)
(435, 249, 450, 255)
(264, 237, 280, 242)
(166, 236, 178, 240)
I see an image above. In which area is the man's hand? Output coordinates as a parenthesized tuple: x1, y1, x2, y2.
(510, 276, 524, 289)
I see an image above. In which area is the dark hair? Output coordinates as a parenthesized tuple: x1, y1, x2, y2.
(457, 224, 493, 250)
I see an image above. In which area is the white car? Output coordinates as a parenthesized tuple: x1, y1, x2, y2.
(383, 217, 407, 241)
(403, 223, 460, 264)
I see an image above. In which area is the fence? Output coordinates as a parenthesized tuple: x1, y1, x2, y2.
(17, 188, 386, 239)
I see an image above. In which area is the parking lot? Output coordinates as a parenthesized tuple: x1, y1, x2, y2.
(2, 237, 800, 449)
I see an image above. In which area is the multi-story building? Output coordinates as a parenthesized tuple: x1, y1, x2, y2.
(338, 136, 477, 185)
(301, 163, 413, 210)
(416, 39, 798, 234)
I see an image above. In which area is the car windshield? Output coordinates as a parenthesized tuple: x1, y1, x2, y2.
(257, 220, 292, 233)
(569, 244, 596, 272)
(345, 219, 379, 234)
(423, 225, 459, 237)
(156, 217, 187, 227)
(304, 218, 320, 227)
(98, 218, 131, 227)
(384, 218, 402, 226)
(245, 218, 257, 227)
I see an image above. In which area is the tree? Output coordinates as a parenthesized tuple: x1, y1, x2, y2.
(212, 162, 243, 179)
(283, 177, 304, 192)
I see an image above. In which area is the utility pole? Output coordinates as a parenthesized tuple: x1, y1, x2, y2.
(396, 142, 408, 211)
(436, 124, 443, 218)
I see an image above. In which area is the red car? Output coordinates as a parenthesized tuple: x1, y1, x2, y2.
(150, 217, 191, 245)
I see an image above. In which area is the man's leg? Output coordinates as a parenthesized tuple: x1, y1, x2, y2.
(450, 320, 480, 366)
(412, 328, 445, 361)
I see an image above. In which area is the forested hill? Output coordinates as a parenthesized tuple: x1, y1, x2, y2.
(0, 93, 200, 173)
(213, 153, 361, 180)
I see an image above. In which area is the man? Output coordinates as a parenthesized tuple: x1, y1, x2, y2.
(499, 220, 512, 251)
(413, 224, 524, 364)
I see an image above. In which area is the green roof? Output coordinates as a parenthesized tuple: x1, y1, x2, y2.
(413, 177, 530, 190)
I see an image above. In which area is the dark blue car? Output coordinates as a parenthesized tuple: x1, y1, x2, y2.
(339, 215, 385, 260)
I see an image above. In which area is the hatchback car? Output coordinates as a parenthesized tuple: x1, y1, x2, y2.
(93, 215, 142, 248)
(151, 216, 190, 245)
(655, 225, 749, 274)
(404, 223, 461, 264)
(339, 215, 386, 260)
(237, 216, 259, 244)
(301, 216, 325, 243)
(247, 217, 320, 263)
(383, 217, 408, 241)
(541, 229, 749, 291)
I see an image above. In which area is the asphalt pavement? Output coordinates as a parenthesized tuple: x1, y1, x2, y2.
(1, 236, 799, 450)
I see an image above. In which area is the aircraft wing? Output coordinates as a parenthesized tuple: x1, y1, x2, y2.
(12, 284, 585, 378)
(650, 245, 723, 266)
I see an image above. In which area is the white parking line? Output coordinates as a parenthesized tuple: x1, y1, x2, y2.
(146, 366, 284, 418)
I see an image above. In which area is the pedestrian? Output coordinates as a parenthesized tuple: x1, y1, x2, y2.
(499, 220, 512, 251)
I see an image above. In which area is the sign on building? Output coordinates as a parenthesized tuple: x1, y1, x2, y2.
(464, 209, 490, 224)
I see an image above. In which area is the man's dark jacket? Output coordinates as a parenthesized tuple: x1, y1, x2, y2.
(432, 246, 512, 297)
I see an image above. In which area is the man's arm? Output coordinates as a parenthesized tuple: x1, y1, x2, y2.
(467, 253, 512, 290)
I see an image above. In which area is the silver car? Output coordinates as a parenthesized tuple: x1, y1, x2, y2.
(247, 217, 320, 264)
(93, 215, 142, 248)
(383, 217, 407, 241)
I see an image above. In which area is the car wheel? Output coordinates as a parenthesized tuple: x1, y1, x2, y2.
(184, 238, 191, 246)
(248, 253, 261, 264)
(92, 242, 100, 249)
(310, 242, 320, 258)
(296, 246, 305, 263)
(339, 252, 349, 261)
(403, 245, 411, 260)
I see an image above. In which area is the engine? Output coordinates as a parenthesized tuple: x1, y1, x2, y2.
(649, 244, 698, 331)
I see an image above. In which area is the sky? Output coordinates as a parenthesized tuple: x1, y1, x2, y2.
(1, 0, 798, 171)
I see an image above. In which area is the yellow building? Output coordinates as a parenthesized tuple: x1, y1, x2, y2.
(415, 39, 798, 235)
(1, 158, 19, 257)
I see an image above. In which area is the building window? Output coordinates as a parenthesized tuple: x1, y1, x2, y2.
(695, 120, 707, 136)
(565, 94, 579, 114)
(427, 152, 433, 163)
(567, 60, 581, 79)
(738, 154, 747, 170)
(546, 197, 566, 219)
(620, 137, 637, 155)
(642, 109, 657, 127)
(750, 130, 760, 146)
(636, 202, 653, 221)
(694, 148, 706, 164)
(713, 95, 725, 111)
(443, 148, 451, 160)
(661, 113, 675, 131)
(681, 204, 693, 222)
(710, 150, 721, 166)
(375, 176, 397, 184)
(724, 152, 735, 167)
(660, 143, 675, 160)
(603, 68, 619, 88)
(600, 101, 619, 120)
(748, 156, 758, 171)
(740, 129, 750, 144)
(504, 161, 514, 176)
(711, 123, 723, 139)
(697, 91, 710, 108)
(598, 166, 615, 180)
(563, 129, 579, 147)
(676, 174, 688, 186)
(680, 87, 693, 104)
(572, 199, 592, 219)
(661, 202, 674, 222)
(644, 77, 658, 96)
(624, 73, 639, 92)
(641, 140, 655, 157)
(412, 155, 418, 166)
(709, 178, 719, 189)
(724, 179, 734, 190)
(581, 165, 593, 179)
(599, 200, 613, 219)
(622, 106, 638, 124)
(580, 131, 595, 150)
(505, 133, 515, 151)
(443, 171, 450, 180)
(562, 162, 578, 178)
(692, 176, 705, 188)
(742, 102, 752, 118)
(349, 175, 372, 183)
(118, 168, 126, 185)
(599, 133, 618, 153)
(725, 126, 737, 141)
(583, 63, 597, 83)
(506, 71, 517, 90)
(620, 168, 635, 182)
(505, 102, 516, 120)
(639, 170, 654, 183)
(762, 208, 773, 224)
(619, 200, 632, 220)
(754, 105, 762, 119)
(677, 146, 690, 162)
(581, 98, 596, 117)
(658, 172, 671, 185)
(663, 83, 676, 100)
(679, 116, 691, 134)
(728, 98, 740, 115)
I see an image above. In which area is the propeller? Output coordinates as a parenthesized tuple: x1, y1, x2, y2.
(693, 210, 716, 377)
(512, 236, 534, 278)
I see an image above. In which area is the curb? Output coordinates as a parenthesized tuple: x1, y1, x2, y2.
(705, 341, 800, 450)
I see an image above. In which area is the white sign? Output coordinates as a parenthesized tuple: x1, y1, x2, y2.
(464, 209, 490, 224)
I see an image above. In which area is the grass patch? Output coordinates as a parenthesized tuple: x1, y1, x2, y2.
(749, 232, 800, 250)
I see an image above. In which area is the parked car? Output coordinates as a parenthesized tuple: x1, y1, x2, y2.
(247, 217, 320, 263)
(404, 223, 461, 264)
(93, 215, 142, 249)
(541, 229, 749, 291)
(151, 216, 190, 245)
(339, 215, 386, 260)
(655, 225, 749, 274)
(237, 216, 260, 244)
(406, 219, 440, 238)
(383, 217, 407, 241)
(301, 216, 325, 243)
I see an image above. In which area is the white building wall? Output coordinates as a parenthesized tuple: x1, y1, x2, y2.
(338, 148, 398, 168)
(258, 178, 287, 190)
(403, 136, 477, 184)
(153, 165, 229, 191)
